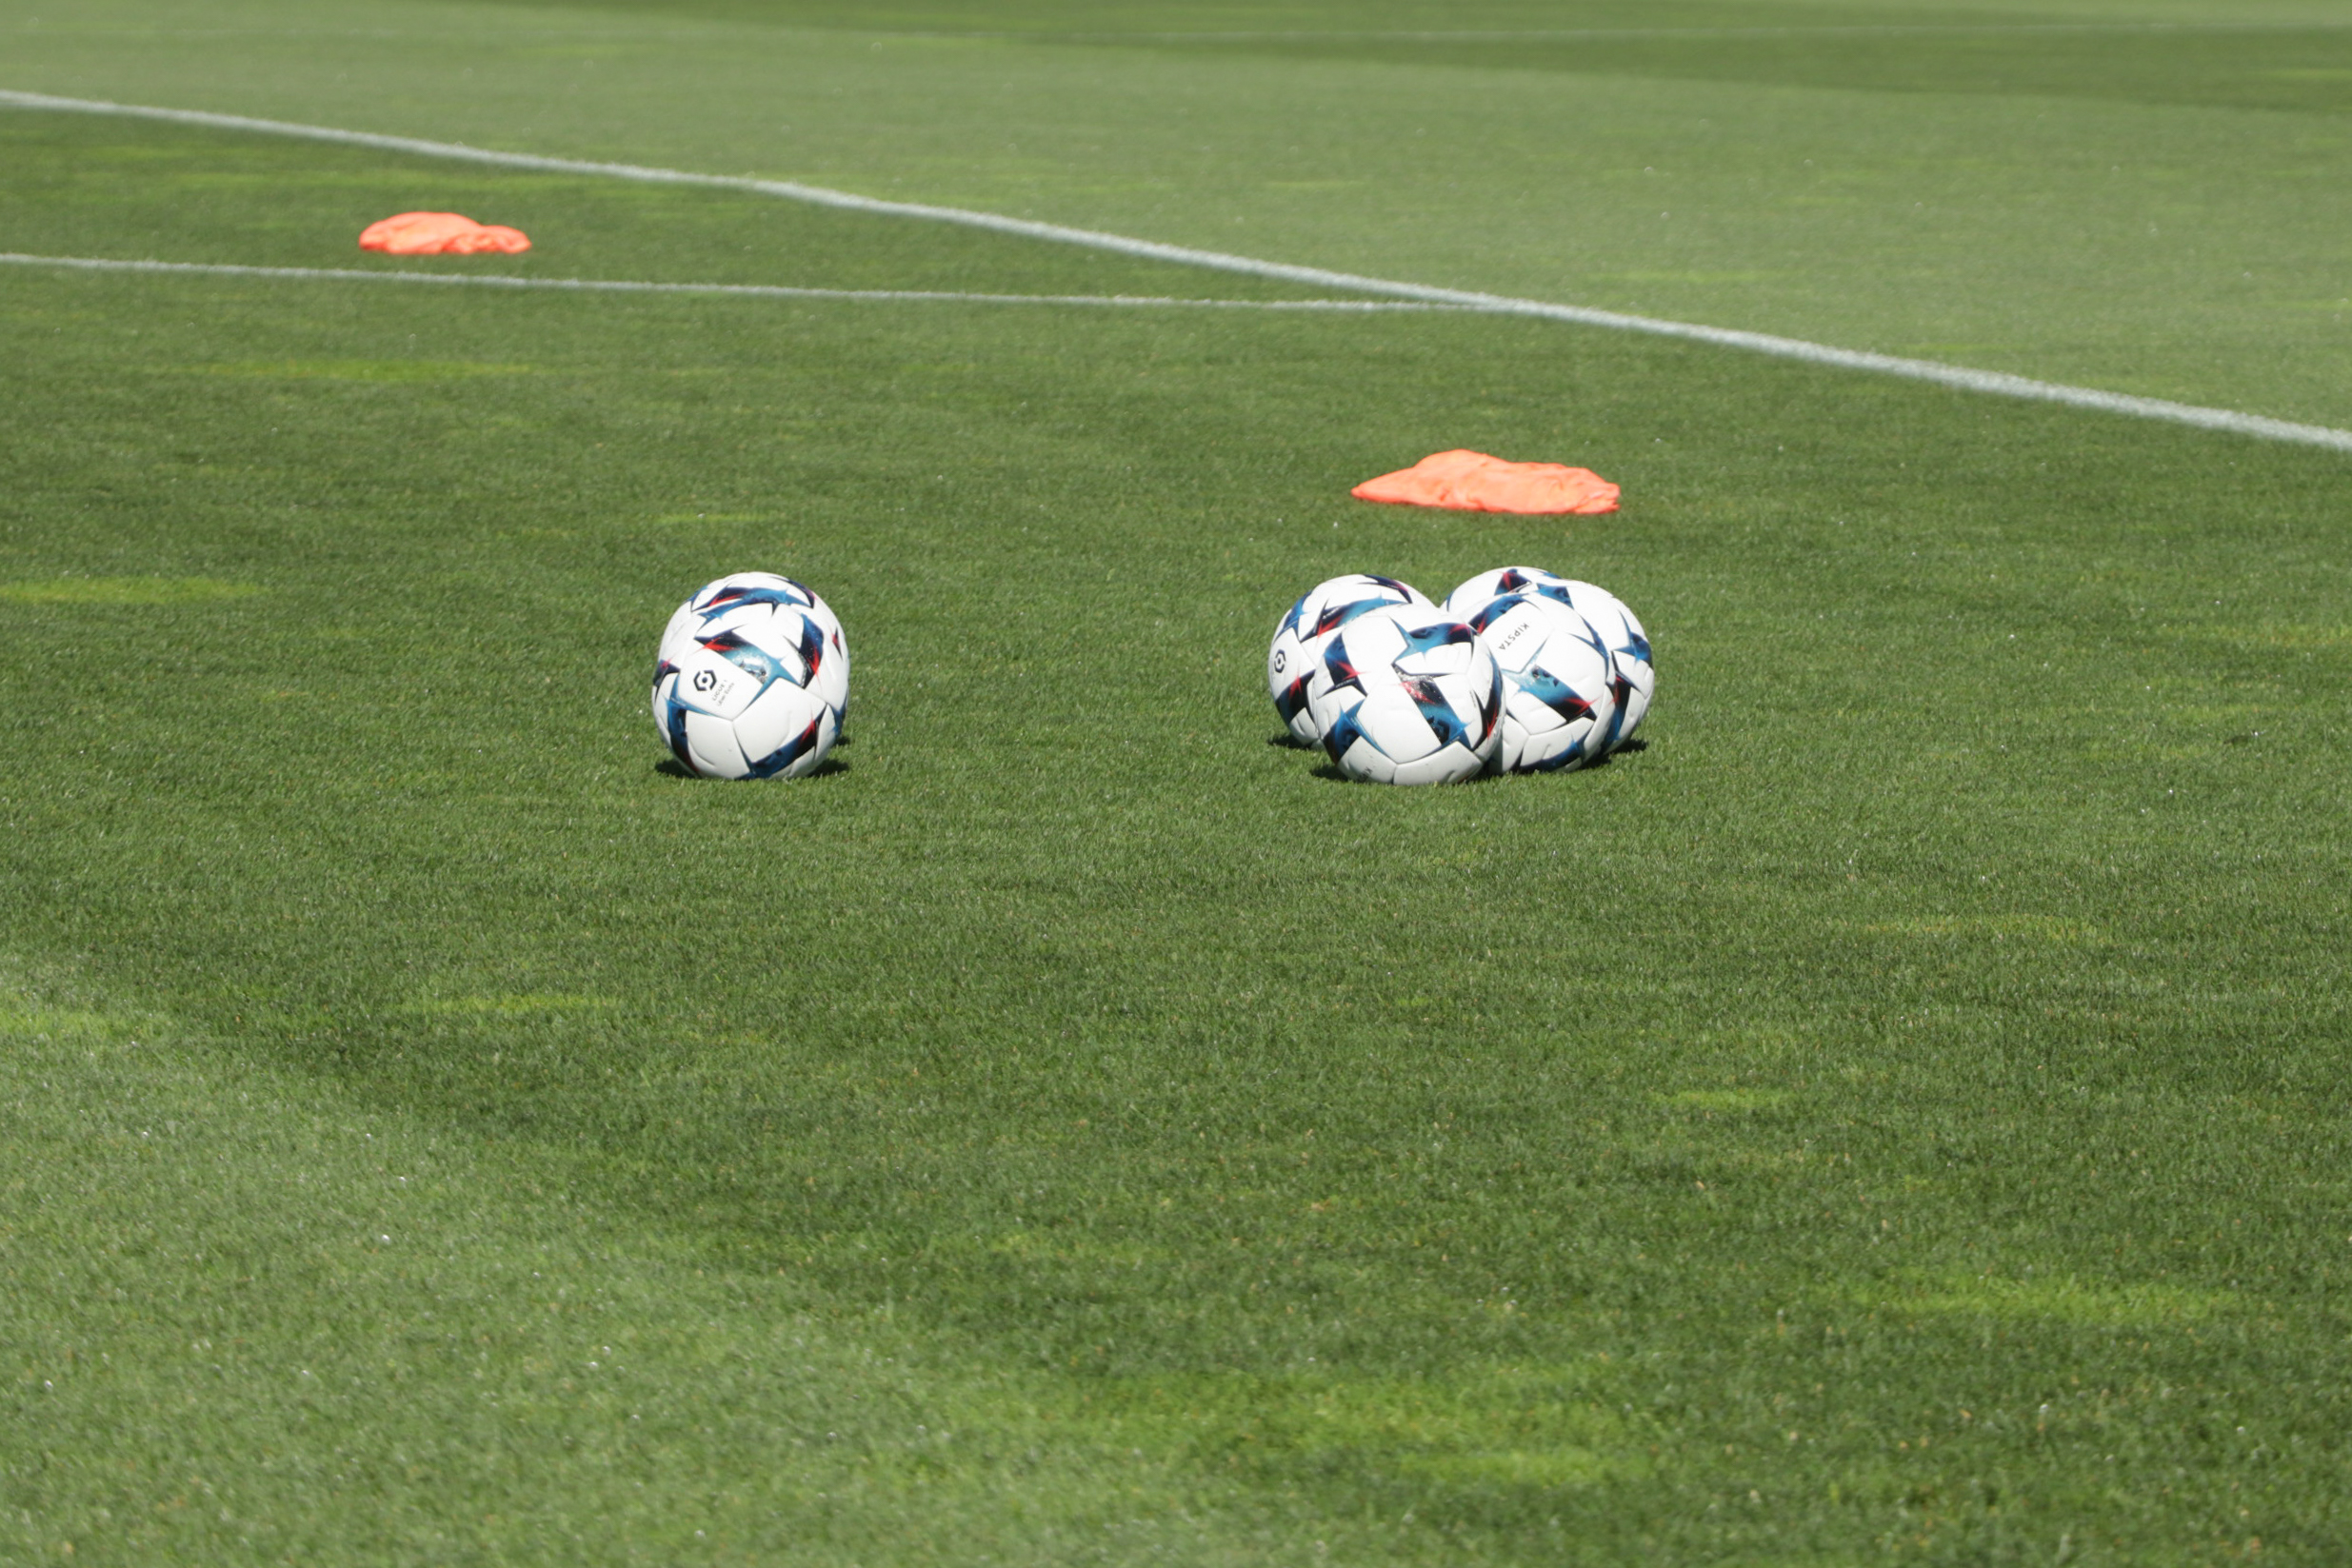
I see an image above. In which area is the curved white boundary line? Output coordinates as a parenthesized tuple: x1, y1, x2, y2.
(6, 88, 2349, 455)
(0, 252, 1451, 312)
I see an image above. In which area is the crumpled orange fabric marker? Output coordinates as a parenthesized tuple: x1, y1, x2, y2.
(359, 211, 531, 256)
(1351, 449, 1621, 515)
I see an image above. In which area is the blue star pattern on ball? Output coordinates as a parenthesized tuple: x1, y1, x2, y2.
(1320, 634, 1368, 703)
(744, 714, 829, 779)
(695, 580, 816, 625)
(1398, 620, 1480, 656)
(1401, 674, 1472, 750)
(1320, 702, 1386, 766)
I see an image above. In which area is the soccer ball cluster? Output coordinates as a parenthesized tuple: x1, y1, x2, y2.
(651, 571, 849, 779)
(1266, 568, 1653, 784)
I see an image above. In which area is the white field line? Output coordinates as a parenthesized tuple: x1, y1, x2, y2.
(0, 252, 1452, 312)
(5, 89, 2349, 455)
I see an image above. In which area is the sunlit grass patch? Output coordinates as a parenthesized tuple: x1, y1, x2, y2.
(0, 971, 170, 1061)
(0, 1003, 123, 1040)
(1860, 915, 2103, 945)
(1661, 1088, 1794, 1113)
(1068, 1365, 1645, 1490)
(0, 577, 259, 605)
(1585, 270, 1787, 286)
(1872, 1271, 2236, 1328)
(2236, 623, 2352, 650)
(1399, 1447, 1621, 1489)
(986, 1228, 1159, 1266)
(188, 359, 536, 382)
(401, 992, 618, 1018)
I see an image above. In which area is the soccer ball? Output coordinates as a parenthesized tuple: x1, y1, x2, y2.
(1445, 566, 1653, 753)
(651, 572, 848, 779)
(1307, 603, 1503, 784)
(1266, 573, 1430, 743)
(1455, 591, 1617, 772)
(659, 572, 847, 697)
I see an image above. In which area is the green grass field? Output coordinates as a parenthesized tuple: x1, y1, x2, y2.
(6, 1, 2352, 1561)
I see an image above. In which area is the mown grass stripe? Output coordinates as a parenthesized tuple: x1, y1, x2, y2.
(7, 88, 2352, 455)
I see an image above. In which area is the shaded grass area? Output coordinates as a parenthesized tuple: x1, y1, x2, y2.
(7, 113, 2352, 1565)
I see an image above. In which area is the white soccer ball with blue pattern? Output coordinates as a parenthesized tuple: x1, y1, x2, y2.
(651, 572, 848, 780)
(1306, 603, 1502, 785)
(1454, 590, 1617, 773)
(1266, 573, 1431, 743)
(1445, 566, 1653, 753)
